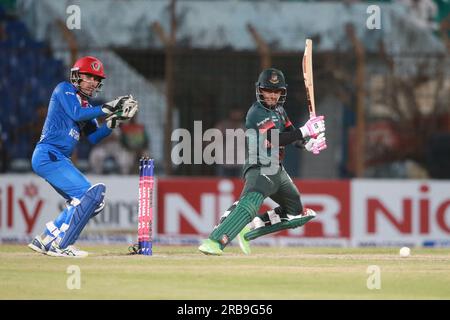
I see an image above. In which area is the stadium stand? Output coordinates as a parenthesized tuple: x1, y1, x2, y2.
(0, 4, 64, 172)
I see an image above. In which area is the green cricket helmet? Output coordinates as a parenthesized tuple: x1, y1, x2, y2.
(255, 68, 287, 108)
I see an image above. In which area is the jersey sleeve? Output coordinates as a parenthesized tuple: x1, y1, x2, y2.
(285, 117, 294, 131)
(86, 122, 112, 144)
(81, 119, 99, 136)
(55, 82, 105, 121)
(278, 107, 306, 144)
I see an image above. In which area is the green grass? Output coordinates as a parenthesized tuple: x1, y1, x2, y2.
(0, 245, 449, 299)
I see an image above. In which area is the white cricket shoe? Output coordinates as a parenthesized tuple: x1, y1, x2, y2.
(252, 216, 266, 229)
(67, 245, 89, 257)
(283, 208, 317, 221)
(302, 208, 317, 218)
(46, 242, 89, 258)
(28, 235, 48, 254)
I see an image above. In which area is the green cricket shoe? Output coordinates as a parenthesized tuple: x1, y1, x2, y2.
(198, 239, 223, 256)
(237, 225, 252, 255)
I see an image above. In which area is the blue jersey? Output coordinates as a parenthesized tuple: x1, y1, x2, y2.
(37, 81, 110, 157)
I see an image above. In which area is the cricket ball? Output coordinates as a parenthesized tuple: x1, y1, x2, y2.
(399, 247, 411, 257)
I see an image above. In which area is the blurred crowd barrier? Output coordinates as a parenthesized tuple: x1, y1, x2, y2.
(1, 174, 449, 247)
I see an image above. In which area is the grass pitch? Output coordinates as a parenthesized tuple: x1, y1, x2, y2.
(0, 245, 449, 299)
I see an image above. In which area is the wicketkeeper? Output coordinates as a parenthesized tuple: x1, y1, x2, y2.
(199, 68, 326, 255)
(28, 56, 139, 257)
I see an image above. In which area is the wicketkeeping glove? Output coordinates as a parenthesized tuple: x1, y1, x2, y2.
(106, 114, 128, 129)
(114, 95, 138, 119)
(102, 95, 130, 115)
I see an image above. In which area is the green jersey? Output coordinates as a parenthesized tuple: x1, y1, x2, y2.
(243, 101, 294, 174)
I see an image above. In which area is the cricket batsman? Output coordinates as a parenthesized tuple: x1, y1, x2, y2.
(28, 56, 139, 257)
(198, 68, 326, 255)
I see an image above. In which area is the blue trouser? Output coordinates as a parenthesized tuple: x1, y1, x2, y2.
(32, 145, 92, 240)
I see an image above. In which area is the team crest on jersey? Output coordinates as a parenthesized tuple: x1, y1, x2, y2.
(269, 72, 279, 84)
(91, 61, 101, 71)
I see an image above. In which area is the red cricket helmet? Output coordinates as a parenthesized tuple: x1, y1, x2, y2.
(70, 56, 106, 97)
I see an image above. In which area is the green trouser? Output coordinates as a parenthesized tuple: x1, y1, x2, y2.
(209, 165, 303, 249)
(240, 166, 303, 215)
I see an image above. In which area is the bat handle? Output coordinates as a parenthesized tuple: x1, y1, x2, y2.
(309, 111, 318, 139)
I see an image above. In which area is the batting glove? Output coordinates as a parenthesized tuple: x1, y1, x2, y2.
(299, 115, 325, 138)
(304, 132, 327, 154)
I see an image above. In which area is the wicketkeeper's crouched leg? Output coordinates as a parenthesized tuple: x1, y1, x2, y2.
(30, 150, 107, 257)
(44, 183, 106, 257)
(59, 183, 105, 247)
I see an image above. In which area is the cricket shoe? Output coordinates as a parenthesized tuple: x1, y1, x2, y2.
(198, 239, 223, 256)
(28, 235, 49, 254)
(237, 225, 252, 255)
(301, 208, 316, 219)
(46, 242, 89, 258)
(281, 208, 317, 222)
(251, 216, 266, 229)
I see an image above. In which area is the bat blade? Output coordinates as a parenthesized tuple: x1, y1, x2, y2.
(302, 39, 316, 118)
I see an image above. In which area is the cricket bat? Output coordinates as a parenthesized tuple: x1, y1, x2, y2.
(302, 38, 316, 118)
(302, 38, 320, 154)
